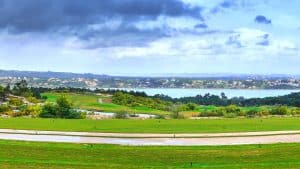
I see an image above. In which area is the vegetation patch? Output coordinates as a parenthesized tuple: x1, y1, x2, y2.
(0, 140, 300, 168)
(1, 117, 300, 133)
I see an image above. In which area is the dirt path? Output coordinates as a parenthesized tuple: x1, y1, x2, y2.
(0, 129, 300, 146)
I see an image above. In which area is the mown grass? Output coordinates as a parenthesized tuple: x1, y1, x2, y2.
(1, 117, 300, 133)
(0, 140, 300, 168)
(42, 92, 169, 115)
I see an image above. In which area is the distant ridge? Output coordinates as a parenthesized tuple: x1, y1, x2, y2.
(0, 70, 110, 79)
(0, 69, 298, 80)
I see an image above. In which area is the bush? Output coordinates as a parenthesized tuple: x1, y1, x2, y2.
(237, 111, 246, 116)
(199, 110, 222, 117)
(155, 114, 165, 119)
(6, 110, 22, 117)
(22, 105, 42, 117)
(27, 97, 39, 104)
(270, 106, 289, 115)
(224, 112, 237, 118)
(0, 105, 10, 114)
(255, 110, 270, 117)
(40, 103, 57, 118)
(291, 108, 300, 115)
(9, 97, 23, 106)
(246, 109, 258, 117)
(114, 112, 128, 119)
(129, 114, 138, 118)
(186, 103, 197, 111)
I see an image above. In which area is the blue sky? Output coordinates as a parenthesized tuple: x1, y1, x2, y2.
(0, 0, 299, 75)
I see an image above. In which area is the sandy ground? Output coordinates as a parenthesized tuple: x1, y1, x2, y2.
(1, 129, 300, 146)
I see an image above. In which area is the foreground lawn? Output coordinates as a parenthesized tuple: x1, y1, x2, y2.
(43, 92, 169, 115)
(0, 140, 300, 169)
(1, 117, 300, 133)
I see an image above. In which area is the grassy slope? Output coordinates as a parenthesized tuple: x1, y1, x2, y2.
(0, 140, 300, 169)
(42, 92, 169, 115)
(1, 117, 300, 133)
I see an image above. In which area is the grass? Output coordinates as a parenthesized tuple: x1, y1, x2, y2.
(0, 140, 300, 168)
(1, 117, 300, 133)
(196, 105, 272, 112)
(42, 92, 169, 115)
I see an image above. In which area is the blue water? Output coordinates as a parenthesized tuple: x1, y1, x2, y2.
(114, 88, 300, 99)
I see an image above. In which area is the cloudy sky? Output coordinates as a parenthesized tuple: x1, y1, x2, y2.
(0, 0, 299, 75)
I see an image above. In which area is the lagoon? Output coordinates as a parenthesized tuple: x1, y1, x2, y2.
(113, 88, 300, 99)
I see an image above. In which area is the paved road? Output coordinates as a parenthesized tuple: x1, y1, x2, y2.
(1, 129, 300, 146)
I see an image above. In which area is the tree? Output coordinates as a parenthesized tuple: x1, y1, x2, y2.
(40, 95, 82, 119)
(0, 86, 5, 102)
(186, 103, 197, 111)
(39, 103, 57, 118)
(12, 80, 32, 97)
(56, 95, 73, 118)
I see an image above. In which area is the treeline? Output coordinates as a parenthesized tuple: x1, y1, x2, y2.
(154, 92, 300, 107)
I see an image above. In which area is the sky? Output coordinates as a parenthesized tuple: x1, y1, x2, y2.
(0, 0, 299, 75)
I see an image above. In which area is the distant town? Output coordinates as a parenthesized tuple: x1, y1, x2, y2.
(1, 70, 300, 89)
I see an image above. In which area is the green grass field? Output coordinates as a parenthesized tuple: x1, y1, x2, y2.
(42, 92, 169, 115)
(1, 117, 300, 133)
(1, 140, 300, 168)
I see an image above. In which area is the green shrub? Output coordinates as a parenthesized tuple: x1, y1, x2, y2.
(224, 112, 237, 118)
(155, 114, 165, 119)
(26, 97, 39, 104)
(186, 103, 197, 111)
(40, 96, 82, 119)
(290, 108, 300, 115)
(0, 105, 10, 114)
(22, 105, 42, 117)
(114, 112, 128, 119)
(270, 106, 289, 115)
(9, 97, 23, 106)
(199, 110, 222, 117)
(246, 109, 258, 117)
(40, 103, 57, 118)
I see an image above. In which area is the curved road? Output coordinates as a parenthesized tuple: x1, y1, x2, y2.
(1, 129, 300, 146)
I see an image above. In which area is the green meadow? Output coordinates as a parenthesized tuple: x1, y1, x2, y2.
(1, 140, 300, 169)
(1, 117, 300, 133)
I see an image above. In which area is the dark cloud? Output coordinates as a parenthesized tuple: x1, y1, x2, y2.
(255, 15, 272, 24)
(0, 0, 202, 33)
(194, 23, 208, 29)
(256, 34, 270, 46)
(0, 0, 204, 48)
(210, 0, 238, 14)
(79, 25, 171, 49)
(220, 0, 237, 8)
(226, 34, 242, 48)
